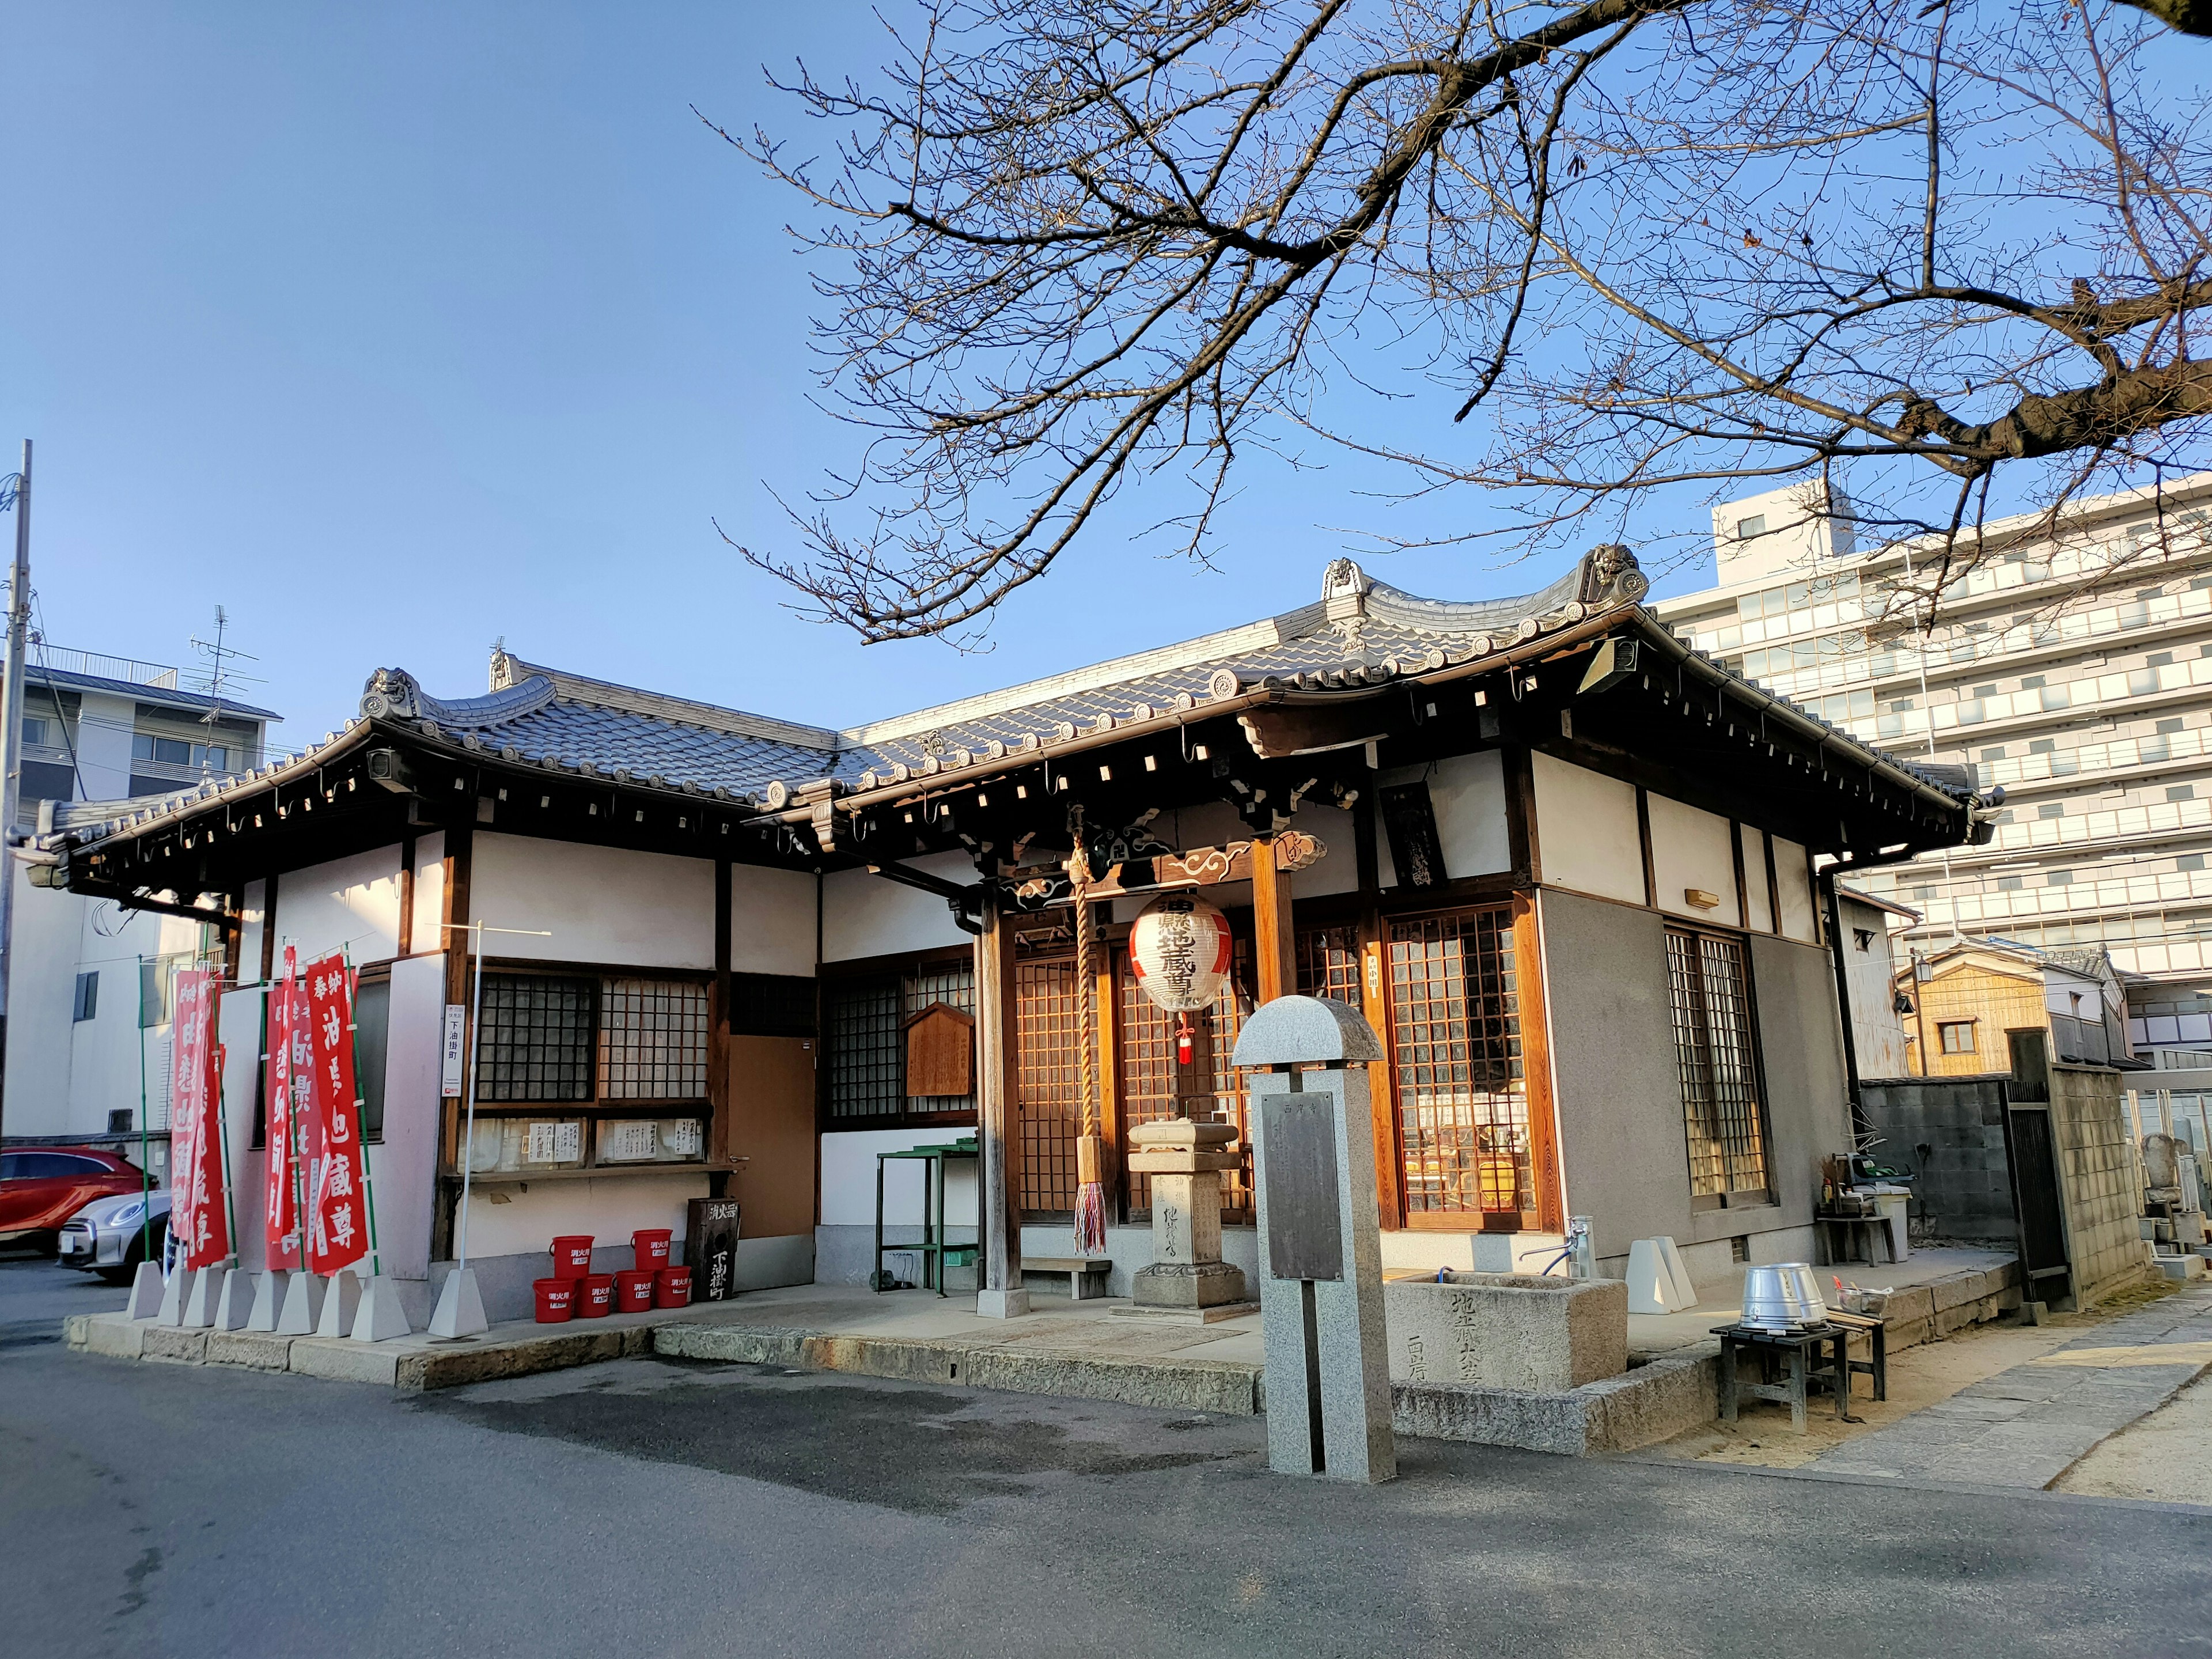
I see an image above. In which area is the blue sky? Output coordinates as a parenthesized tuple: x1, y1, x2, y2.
(1, 6, 1728, 749)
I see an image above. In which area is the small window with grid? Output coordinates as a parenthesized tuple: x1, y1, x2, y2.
(1665, 929, 1771, 1206)
(476, 973, 596, 1103)
(599, 978, 709, 1100)
(825, 976, 903, 1121)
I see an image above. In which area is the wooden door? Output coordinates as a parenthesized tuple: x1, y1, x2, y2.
(726, 1035, 817, 1240)
(2003, 1104, 2072, 1305)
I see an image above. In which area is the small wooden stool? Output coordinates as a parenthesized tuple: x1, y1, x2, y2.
(1713, 1323, 1850, 1432)
(1825, 1307, 1888, 1403)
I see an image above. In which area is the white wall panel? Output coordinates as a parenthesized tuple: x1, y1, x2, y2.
(823, 850, 974, 962)
(1647, 793, 1741, 926)
(1740, 823, 1775, 933)
(471, 834, 714, 969)
(819, 1127, 979, 1227)
(410, 831, 446, 955)
(729, 864, 817, 976)
(272, 846, 404, 966)
(457, 1172, 709, 1260)
(1531, 752, 1644, 906)
(1775, 836, 1818, 942)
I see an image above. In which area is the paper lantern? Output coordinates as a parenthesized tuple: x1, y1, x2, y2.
(1128, 893, 1234, 1014)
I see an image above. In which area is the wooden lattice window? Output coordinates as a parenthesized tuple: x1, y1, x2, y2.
(1116, 937, 1252, 1221)
(1385, 908, 1532, 1219)
(476, 973, 596, 1103)
(599, 978, 710, 1101)
(1017, 956, 1082, 1217)
(825, 976, 903, 1122)
(1296, 924, 1362, 1003)
(1666, 928, 1771, 1206)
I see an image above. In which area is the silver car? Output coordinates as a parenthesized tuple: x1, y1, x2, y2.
(58, 1190, 171, 1283)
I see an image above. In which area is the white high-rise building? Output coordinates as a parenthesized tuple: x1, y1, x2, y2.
(1655, 474, 2212, 1050)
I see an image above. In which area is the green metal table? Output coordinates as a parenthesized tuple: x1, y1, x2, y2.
(873, 1135, 979, 1296)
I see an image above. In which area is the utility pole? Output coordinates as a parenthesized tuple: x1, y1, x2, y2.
(0, 439, 32, 1137)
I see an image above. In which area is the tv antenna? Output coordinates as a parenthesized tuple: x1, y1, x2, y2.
(188, 605, 264, 771)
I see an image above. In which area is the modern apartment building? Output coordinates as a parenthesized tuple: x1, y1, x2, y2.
(1654, 474, 2212, 1051)
(3, 643, 282, 1158)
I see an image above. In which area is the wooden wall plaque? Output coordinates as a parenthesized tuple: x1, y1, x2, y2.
(903, 1002, 976, 1097)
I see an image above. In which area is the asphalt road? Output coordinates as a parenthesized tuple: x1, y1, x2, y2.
(5, 1256, 2209, 1659)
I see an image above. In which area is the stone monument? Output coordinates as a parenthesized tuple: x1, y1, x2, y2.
(1121, 1118, 1254, 1320)
(1233, 995, 1396, 1483)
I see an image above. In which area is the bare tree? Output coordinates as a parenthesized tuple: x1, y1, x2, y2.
(717, 0, 2212, 640)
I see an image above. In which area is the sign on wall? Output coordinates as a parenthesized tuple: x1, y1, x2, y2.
(441, 1003, 466, 1099)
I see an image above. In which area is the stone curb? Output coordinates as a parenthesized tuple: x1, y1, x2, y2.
(652, 1322, 1264, 1415)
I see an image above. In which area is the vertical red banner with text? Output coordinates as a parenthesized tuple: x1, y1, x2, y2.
(305, 952, 369, 1277)
(169, 968, 229, 1271)
(262, 949, 304, 1269)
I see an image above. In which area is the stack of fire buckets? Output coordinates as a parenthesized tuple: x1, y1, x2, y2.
(532, 1228, 692, 1323)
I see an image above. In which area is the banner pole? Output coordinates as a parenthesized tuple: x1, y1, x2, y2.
(135, 953, 151, 1270)
(344, 950, 381, 1278)
(211, 954, 238, 1265)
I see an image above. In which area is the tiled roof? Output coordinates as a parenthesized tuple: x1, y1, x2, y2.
(58, 547, 1981, 847)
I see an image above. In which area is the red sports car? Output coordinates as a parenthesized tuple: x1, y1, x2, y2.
(0, 1147, 148, 1252)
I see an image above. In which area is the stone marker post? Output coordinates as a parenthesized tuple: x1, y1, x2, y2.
(1233, 995, 1396, 1483)
(1122, 1119, 1252, 1321)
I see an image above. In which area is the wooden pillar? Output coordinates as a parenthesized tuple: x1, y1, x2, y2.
(1512, 892, 1566, 1234)
(708, 858, 733, 1198)
(396, 835, 416, 957)
(257, 870, 279, 986)
(431, 824, 474, 1262)
(1354, 790, 1402, 1228)
(974, 890, 1027, 1315)
(1092, 939, 1121, 1216)
(1251, 835, 1296, 1005)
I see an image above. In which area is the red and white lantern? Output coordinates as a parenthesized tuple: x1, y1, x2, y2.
(1128, 895, 1234, 1066)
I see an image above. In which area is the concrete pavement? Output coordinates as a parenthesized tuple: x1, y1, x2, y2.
(7, 1256, 2212, 1658)
(1808, 1286, 2212, 1488)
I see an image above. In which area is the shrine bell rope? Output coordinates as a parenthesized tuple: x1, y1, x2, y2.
(1065, 840, 1108, 1256)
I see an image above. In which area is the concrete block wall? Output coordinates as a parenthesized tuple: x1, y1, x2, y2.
(1859, 1077, 2016, 1242)
(2051, 1066, 2154, 1302)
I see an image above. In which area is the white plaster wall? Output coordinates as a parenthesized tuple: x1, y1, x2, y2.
(456, 1171, 710, 1260)
(1774, 835, 1818, 942)
(1373, 752, 1511, 888)
(217, 986, 265, 1266)
(1531, 751, 1643, 905)
(410, 830, 445, 953)
(272, 845, 404, 965)
(471, 834, 714, 969)
(823, 849, 974, 963)
(74, 691, 137, 802)
(377, 955, 446, 1278)
(1740, 823, 1775, 933)
(819, 1127, 980, 1228)
(1286, 802, 1358, 897)
(1647, 793, 1741, 927)
(729, 864, 817, 976)
(63, 902, 202, 1145)
(236, 878, 267, 985)
(1839, 896, 1911, 1078)
(5, 864, 88, 1136)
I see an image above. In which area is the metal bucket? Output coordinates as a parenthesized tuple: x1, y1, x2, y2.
(1741, 1262, 1828, 1330)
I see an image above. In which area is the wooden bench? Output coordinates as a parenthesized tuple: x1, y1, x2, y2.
(1825, 1306, 1888, 1403)
(1021, 1257, 1113, 1300)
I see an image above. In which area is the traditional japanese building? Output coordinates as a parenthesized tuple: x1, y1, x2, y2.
(43, 547, 1988, 1321)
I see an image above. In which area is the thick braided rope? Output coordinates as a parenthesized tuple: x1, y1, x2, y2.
(1066, 844, 1100, 1141)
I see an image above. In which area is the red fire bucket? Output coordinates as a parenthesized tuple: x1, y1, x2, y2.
(550, 1234, 595, 1278)
(654, 1265, 692, 1309)
(577, 1274, 615, 1319)
(533, 1278, 576, 1324)
(615, 1269, 657, 1313)
(631, 1228, 673, 1271)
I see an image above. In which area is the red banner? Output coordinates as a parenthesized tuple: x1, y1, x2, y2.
(168, 968, 229, 1271)
(304, 952, 370, 1275)
(262, 950, 306, 1268)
